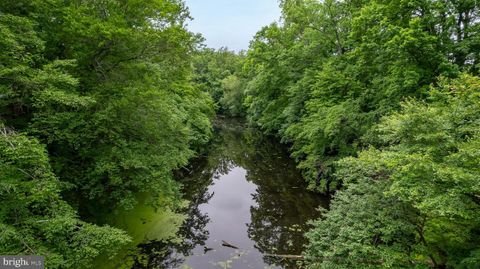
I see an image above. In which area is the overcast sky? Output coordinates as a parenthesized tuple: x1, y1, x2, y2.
(184, 0, 281, 51)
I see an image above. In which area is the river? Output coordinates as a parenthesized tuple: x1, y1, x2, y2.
(94, 119, 329, 269)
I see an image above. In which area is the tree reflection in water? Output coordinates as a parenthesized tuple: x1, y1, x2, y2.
(131, 119, 329, 269)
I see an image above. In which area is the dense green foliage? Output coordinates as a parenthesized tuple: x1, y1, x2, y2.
(244, 0, 479, 192)
(306, 75, 480, 268)
(0, 0, 214, 267)
(0, 126, 130, 268)
(192, 48, 246, 116)
(238, 0, 480, 268)
(2, 0, 480, 268)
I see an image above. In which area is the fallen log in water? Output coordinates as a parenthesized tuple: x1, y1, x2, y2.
(220, 240, 304, 260)
(221, 240, 239, 249)
(264, 254, 304, 260)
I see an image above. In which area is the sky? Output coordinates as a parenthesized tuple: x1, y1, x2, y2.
(184, 0, 281, 51)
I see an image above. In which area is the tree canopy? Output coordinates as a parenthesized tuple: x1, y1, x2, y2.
(1, 0, 479, 268)
(0, 0, 214, 266)
(237, 1, 480, 268)
(243, 0, 479, 192)
(306, 75, 480, 268)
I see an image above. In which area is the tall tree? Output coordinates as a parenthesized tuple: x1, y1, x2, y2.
(306, 75, 480, 268)
(1, 0, 215, 209)
(244, 0, 479, 192)
(0, 125, 130, 268)
(0, 0, 216, 266)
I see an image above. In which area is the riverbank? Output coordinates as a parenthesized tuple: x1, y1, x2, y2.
(93, 119, 329, 269)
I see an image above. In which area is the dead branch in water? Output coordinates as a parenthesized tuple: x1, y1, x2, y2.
(221, 240, 239, 249)
(264, 254, 304, 260)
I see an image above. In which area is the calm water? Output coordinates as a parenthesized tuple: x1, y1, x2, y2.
(95, 119, 329, 269)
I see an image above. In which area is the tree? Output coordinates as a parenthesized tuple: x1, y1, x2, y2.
(243, 0, 479, 194)
(0, 125, 130, 268)
(192, 48, 245, 115)
(219, 75, 246, 117)
(1, 0, 215, 209)
(306, 75, 480, 268)
(0, 0, 216, 266)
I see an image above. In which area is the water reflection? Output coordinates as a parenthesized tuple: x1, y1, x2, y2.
(98, 119, 329, 269)
(173, 119, 329, 268)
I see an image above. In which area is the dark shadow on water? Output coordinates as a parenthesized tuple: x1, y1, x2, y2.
(97, 118, 329, 269)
